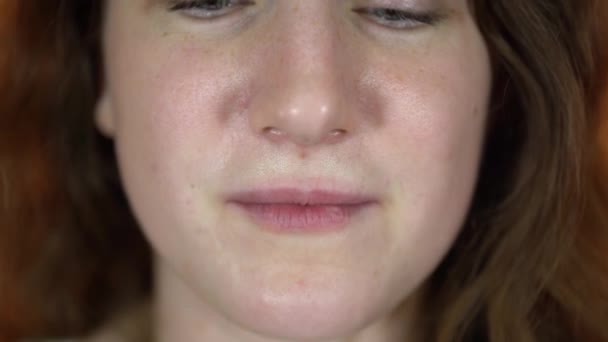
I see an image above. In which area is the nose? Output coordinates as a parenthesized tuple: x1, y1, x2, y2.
(247, 10, 355, 148)
(252, 77, 352, 147)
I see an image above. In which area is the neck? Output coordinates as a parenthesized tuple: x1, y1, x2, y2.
(152, 258, 427, 342)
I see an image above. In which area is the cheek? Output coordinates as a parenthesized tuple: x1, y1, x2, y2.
(113, 52, 237, 156)
(374, 28, 490, 186)
(105, 40, 250, 238)
(365, 32, 491, 269)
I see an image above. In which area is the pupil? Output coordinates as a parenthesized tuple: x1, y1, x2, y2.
(382, 9, 402, 21)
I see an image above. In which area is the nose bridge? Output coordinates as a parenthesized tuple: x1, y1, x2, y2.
(280, 4, 339, 80)
(249, 5, 353, 148)
(275, 3, 344, 113)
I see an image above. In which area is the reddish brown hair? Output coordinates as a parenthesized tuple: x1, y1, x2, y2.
(0, 1, 607, 341)
(580, 3, 608, 340)
(0, 1, 150, 340)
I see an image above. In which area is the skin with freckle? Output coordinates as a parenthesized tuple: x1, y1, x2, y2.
(95, 1, 491, 341)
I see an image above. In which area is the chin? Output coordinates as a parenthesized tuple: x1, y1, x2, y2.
(220, 272, 392, 341)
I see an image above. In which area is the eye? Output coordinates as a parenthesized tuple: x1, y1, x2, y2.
(353, 7, 442, 30)
(168, 0, 255, 19)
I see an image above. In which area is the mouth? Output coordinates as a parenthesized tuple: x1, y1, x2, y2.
(226, 188, 378, 233)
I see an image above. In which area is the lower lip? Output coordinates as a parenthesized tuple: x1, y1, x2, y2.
(231, 202, 373, 233)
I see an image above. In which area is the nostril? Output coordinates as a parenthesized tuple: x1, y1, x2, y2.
(262, 126, 289, 143)
(261, 126, 348, 145)
(329, 129, 347, 137)
(326, 129, 348, 143)
(264, 127, 282, 135)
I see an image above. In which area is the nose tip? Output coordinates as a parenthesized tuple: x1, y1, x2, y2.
(249, 58, 356, 147)
(258, 95, 350, 146)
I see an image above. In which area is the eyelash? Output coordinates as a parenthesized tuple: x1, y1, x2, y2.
(168, 0, 254, 19)
(353, 7, 441, 29)
(167, 0, 441, 29)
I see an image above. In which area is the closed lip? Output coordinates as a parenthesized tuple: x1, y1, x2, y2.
(226, 187, 378, 206)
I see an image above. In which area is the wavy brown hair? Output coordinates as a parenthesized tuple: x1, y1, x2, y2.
(1, 0, 606, 341)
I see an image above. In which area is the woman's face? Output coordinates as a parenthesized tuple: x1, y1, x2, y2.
(97, 0, 491, 340)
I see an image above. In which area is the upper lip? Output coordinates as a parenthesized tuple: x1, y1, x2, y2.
(227, 188, 378, 206)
